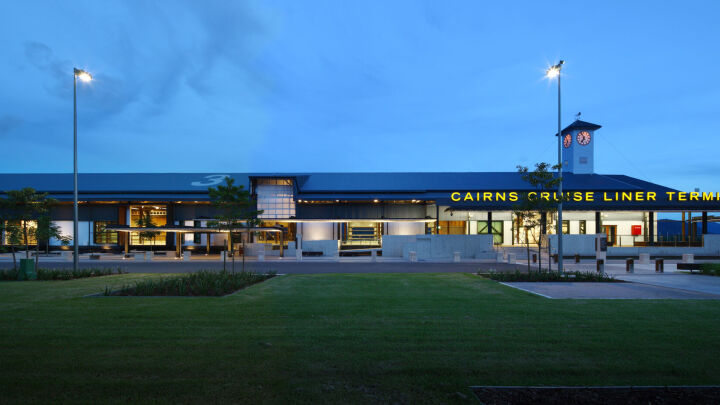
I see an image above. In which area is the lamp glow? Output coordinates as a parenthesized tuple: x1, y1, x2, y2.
(74, 68, 93, 82)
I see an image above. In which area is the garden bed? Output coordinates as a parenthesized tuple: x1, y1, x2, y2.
(103, 270, 276, 296)
(0, 267, 123, 281)
(479, 270, 618, 282)
(700, 263, 720, 277)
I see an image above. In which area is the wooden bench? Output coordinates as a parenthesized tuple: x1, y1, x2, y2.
(676, 263, 702, 273)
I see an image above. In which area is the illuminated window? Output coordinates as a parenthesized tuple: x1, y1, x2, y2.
(562, 220, 570, 234)
(477, 220, 503, 245)
(94, 221, 118, 244)
(256, 178, 295, 219)
(579, 220, 587, 235)
(129, 205, 167, 245)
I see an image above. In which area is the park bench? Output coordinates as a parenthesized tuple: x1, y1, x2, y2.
(676, 263, 702, 273)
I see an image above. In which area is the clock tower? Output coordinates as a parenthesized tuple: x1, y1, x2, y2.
(559, 119, 602, 174)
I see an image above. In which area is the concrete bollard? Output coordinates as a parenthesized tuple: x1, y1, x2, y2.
(409, 251, 417, 262)
(596, 259, 605, 274)
(61, 251, 72, 261)
(296, 249, 302, 262)
(532, 254, 537, 263)
(371, 250, 377, 262)
(183, 251, 191, 262)
(496, 252, 504, 262)
(682, 253, 694, 263)
(626, 258, 634, 273)
(453, 251, 461, 263)
(134, 253, 144, 261)
(507, 253, 516, 264)
(258, 248, 265, 262)
(145, 251, 154, 261)
(639, 253, 650, 264)
(655, 258, 664, 273)
(221, 251, 226, 261)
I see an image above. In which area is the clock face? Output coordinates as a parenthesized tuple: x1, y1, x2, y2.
(576, 131, 591, 145)
(563, 134, 572, 148)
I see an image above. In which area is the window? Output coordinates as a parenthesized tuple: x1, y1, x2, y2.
(256, 178, 296, 219)
(256, 222, 296, 246)
(562, 220, 570, 234)
(130, 205, 167, 245)
(2, 221, 37, 245)
(477, 220, 503, 245)
(193, 221, 202, 244)
(94, 221, 118, 244)
(341, 222, 382, 246)
(579, 220, 587, 235)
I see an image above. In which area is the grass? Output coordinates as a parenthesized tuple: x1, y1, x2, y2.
(105, 270, 275, 296)
(480, 270, 619, 282)
(0, 267, 123, 281)
(1, 273, 720, 404)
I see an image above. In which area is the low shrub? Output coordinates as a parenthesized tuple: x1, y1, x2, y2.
(700, 263, 720, 277)
(0, 267, 123, 281)
(479, 270, 618, 282)
(105, 270, 276, 296)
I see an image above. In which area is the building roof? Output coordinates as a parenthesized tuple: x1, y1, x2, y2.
(555, 119, 602, 136)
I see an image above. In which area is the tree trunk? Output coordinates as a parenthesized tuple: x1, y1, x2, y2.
(11, 246, 17, 271)
(23, 222, 29, 259)
(525, 228, 530, 272)
(242, 238, 246, 273)
(35, 243, 39, 269)
(537, 237, 542, 272)
(231, 234, 236, 274)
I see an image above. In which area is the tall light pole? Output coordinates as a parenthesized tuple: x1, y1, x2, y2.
(546, 60, 564, 273)
(73, 68, 92, 271)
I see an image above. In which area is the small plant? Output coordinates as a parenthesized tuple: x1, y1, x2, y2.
(478, 270, 618, 282)
(106, 270, 276, 296)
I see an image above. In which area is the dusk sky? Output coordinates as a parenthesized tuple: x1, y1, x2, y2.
(1, 1, 719, 192)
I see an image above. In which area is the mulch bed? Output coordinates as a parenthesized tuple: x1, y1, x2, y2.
(471, 386, 720, 404)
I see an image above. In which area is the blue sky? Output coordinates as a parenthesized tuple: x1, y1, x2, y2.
(1, 1, 719, 192)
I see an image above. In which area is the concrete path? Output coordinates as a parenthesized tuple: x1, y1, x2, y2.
(616, 273, 720, 296)
(503, 281, 720, 299)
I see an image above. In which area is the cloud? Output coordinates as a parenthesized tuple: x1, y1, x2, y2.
(0, 115, 23, 136)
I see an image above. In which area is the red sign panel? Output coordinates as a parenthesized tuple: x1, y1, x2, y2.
(631, 225, 642, 236)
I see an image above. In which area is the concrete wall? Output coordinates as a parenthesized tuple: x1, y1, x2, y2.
(300, 222, 334, 241)
(302, 240, 339, 256)
(545, 234, 720, 256)
(384, 234, 494, 260)
(386, 222, 424, 236)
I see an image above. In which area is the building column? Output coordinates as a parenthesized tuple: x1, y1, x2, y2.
(435, 205, 439, 234)
(487, 212, 492, 234)
(176, 232, 182, 258)
(540, 212, 547, 235)
(595, 212, 601, 234)
(702, 212, 708, 235)
(206, 233, 211, 255)
(648, 211, 655, 246)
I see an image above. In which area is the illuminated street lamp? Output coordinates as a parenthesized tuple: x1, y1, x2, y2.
(73, 68, 92, 271)
(546, 60, 564, 273)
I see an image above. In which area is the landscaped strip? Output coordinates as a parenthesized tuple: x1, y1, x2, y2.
(104, 270, 276, 296)
(700, 263, 720, 277)
(0, 267, 124, 281)
(479, 270, 618, 282)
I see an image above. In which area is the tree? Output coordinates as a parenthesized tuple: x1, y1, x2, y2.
(0, 220, 22, 271)
(1, 188, 55, 262)
(34, 215, 72, 266)
(514, 163, 561, 271)
(208, 177, 263, 273)
(135, 208, 161, 252)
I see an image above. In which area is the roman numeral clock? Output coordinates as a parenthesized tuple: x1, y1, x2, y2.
(560, 119, 602, 174)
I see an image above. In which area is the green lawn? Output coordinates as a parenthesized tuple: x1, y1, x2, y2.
(1, 273, 720, 404)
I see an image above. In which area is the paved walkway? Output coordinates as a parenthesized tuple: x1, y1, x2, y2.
(503, 281, 720, 299)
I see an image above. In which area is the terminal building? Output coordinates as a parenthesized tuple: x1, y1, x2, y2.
(1, 120, 719, 256)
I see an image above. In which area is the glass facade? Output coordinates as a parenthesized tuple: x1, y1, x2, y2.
(256, 179, 295, 219)
(130, 205, 167, 245)
(341, 221, 382, 247)
(437, 220, 465, 235)
(477, 220, 503, 245)
(94, 221, 118, 244)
